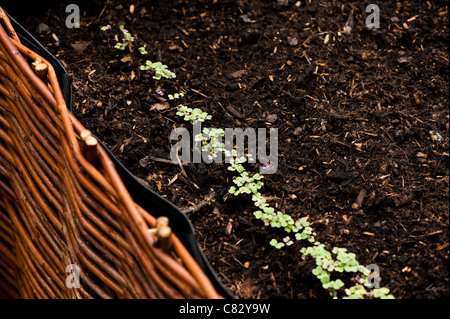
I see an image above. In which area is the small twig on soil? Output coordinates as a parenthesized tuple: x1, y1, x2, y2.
(326, 171, 358, 180)
(270, 272, 281, 296)
(352, 188, 367, 209)
(330, 138, 353, 149)
(182, 191, 216, 215)
(173, 147, 200, 190)
(356, 188, 367, 206)
(175, 146, 194, 188)
(142, 154, 189, 166)
(190, 88, 210, 98)
(328, 113, 350, 121)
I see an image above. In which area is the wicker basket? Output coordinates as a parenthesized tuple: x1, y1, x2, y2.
(0, 7, 223, 299)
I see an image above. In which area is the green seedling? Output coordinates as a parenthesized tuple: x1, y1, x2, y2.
(176, 106, 220, 159)
(138, 46, 148, 55)
(343, 285, 394, 299)
(371, 287, 395, 299)
(115, 25, 135, 51)
(228, 164, 264, 196)
(301, 243, 395, 298)
(195, 127, 225, 160)
(168, 92, 185, 100)
(270, 239, 286, 249)
(176, 105, 211, 123)
(140, 61, 176, 80)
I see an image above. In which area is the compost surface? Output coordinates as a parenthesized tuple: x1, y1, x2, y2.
(20, 0, 448, 298)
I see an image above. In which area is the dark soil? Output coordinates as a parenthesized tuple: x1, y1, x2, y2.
(15, 0, 449, 298)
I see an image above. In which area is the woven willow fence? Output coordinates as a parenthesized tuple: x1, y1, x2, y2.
(0, 7, 222, 299)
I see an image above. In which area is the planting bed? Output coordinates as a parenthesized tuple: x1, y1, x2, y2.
(15, 0, 449, 298)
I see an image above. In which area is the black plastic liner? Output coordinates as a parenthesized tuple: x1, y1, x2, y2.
(5, 9, 234, 299)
